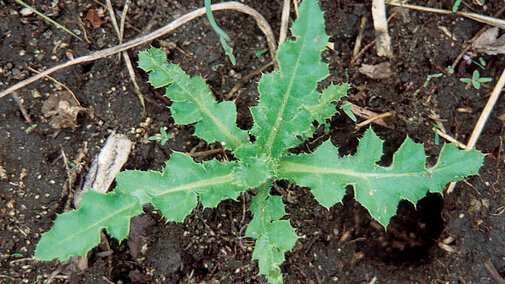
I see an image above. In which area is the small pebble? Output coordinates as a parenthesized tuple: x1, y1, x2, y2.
(20, 8, 33, 16)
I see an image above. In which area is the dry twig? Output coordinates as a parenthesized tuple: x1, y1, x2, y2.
(386, 1, 505, 29)
(353, 17, 367, 58)
(186, 148, 224, 157)
(484, 259, 505, 284)
(105, 0, 146, 114)
(434, 128, 467, 149)
(279, 0, 291, 44)
(11, 92, 32, 124)
(25, 66, 80, 105)
(349, 12, 396, 65)
(0, 2, 277, 100)
(355, 111, 392, 130)
(348, 103, 394, 129)
(372, 0, 393, 57)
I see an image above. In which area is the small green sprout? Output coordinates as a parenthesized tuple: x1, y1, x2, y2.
(149, 127, 171, 145)
(255, 49, 268, 58)
(452, 0, 462, 12)
(25, 124, 37, 134)
(460, 70, 493, 89)
(478, 57, 487, 68)
(433, 124, 440, 145)
(341, 103, 357, 122)
(14, 0, 81, 40)
(423, 73, 443, 88)
(204, 0, 236, 65)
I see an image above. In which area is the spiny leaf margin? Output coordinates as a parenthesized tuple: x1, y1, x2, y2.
(138, 47, 249, 150)
(250, 0, 331, 158)
(34, 191, 142, 261)
(115, 152, 246, 222)
(245, 185, 298, 284)
(278, 128, 484, 227)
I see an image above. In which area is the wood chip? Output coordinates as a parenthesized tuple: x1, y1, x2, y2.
(73, 133, 132, 207)
(359, 62, 393, 79)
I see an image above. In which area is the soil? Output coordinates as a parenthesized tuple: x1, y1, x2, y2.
(1, 0, 505, 283)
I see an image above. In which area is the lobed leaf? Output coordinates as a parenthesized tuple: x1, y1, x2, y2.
(246, 186, 298, 283)
(306, 83, 350, 125)
(138, 47, 249, 150)
(278, 128, 484, 227)
(116, 152, 245, 222)
(34, 191, 142, 261)
(250, 0, 332, 157)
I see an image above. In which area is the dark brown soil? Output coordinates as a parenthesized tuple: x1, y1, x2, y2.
(1, 0, 505, 283)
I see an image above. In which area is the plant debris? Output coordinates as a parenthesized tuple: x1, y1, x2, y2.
(73, 133, 132, 207)
(41, 91, 89, 130)
(472, 27, 505, 55)
(359, 62, 393, 79)
(85, 8, 104, 29)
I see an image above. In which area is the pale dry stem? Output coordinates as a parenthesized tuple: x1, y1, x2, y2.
(0, 2, 277, 100)
(386, 1, 505, 29)
(372, 0, 393, 58)
(355, 111, 392, 130)
(105, 0, 146, 114)
(279, 0, 291, 45)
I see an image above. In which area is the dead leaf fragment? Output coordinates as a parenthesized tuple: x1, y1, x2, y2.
(472, 27, 505, 55)
(42, 91, 88, 129)
(438, 242, 458, 253)
(497, 112, 505, 123)
(359, 62, 393, 79)
(85, 8, 104, 29)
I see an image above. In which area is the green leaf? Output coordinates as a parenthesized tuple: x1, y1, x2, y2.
(34, 191, 142, 261)
(232, 143, 277, 189)
(220, 36, 236, 65)
(452, 0, 462, 12)
(472, 70, 480, 81)
(306, 83, 349, 125)
(278, 128, 484, 227)
(116, 153, 244, 221)
(473, 80, 481, 89)
(341, 103, 357, 122)
(246, 186, 298, 283)
(255, 49, 268, 58)
(250, 0, 330, 157)
(478, 77, 493, 83)
(138, 47, 249, 149)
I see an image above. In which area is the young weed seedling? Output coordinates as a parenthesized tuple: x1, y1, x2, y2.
(148, 127, 171, 145)
(460, 70, 493, 89)
(34, 0, 483, 283)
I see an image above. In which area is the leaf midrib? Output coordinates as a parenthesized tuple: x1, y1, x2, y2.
(53, 200, 138, 252)
(263, 24, 312, 155)
(151, 174, 234, 197)
(278, 161, 432, 179)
